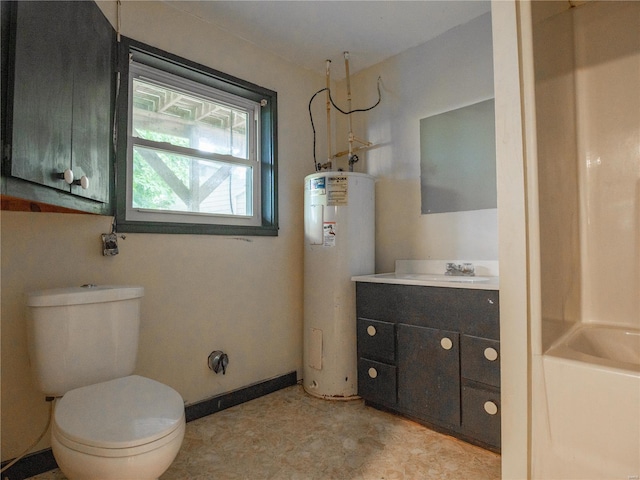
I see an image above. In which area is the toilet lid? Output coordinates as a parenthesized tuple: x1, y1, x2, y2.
(55, 375, 184, 449)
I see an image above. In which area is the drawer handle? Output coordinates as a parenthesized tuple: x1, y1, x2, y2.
(368, 367, 378, 379)
(440, 337, 453, 350)
(484, 401, 498, 415)
(484, 347, 499, 361)
(367, 325, 377, 336)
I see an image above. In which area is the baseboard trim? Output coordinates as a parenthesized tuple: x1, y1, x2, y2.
(0, 448, 58, 480)
(1, 371, 298, 480)
(185, 371, 298, 422)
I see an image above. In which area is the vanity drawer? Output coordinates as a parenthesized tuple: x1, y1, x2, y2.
(461, 384, 501, 449)
(461, 335, 500, 387)
(358, 358, 397, 405)
(357, 318, 395, 363)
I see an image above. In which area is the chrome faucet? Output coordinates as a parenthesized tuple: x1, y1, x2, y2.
(445, 262, 475, 276)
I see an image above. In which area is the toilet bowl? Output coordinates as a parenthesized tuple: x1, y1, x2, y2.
(51, 375, 185, 480)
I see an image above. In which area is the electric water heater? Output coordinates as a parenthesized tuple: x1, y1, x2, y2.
(303, 172, 375, 399)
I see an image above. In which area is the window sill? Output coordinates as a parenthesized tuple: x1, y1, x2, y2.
(115, 218, 278, 236)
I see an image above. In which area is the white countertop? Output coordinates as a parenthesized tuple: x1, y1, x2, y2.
(351, 260, 499, 290)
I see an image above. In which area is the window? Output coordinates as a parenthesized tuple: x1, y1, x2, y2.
(115, 37, 278, 235)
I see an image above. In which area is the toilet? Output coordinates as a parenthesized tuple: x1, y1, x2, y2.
(27, 285, 185, 480)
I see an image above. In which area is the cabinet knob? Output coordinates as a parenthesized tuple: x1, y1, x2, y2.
(366, 325, 377, 336)
(73, 175, 89, 190)
(58, 168, 74, 185)
(440, 337, 453, 350)
(484, 401, 498, 415)
(484, 347, 499, 361)
(368, 367, 378, 379)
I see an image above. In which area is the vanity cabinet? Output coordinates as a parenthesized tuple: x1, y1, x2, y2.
(355, 282, 501, 451)
(1, 1, 114, 213)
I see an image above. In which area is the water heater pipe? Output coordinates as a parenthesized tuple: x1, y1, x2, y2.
(309, 52, 380, 171)
(344, 51, 354, 163)
(332, 52, 373, 171)
(325, 60, 332, 169)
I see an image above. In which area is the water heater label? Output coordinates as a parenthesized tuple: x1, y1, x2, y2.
(327, 176, 348, 206)
(323, 221, 337, 246)
(309, 176, 326, 195)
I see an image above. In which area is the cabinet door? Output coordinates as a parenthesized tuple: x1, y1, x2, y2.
(9, 1, 112, 203)
(461, 384, 501, 449)
(357, 318, 395, 363)
(11, 1, 73, 191)
(358, 358, 397, 405)
(397, 324, 460, 426)
(461, 335, 500, 387)
(70, 1, 113, 202)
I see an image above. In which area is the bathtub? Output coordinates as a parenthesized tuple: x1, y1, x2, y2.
(541, 324, 640, 479)
(548, 323, 640, 372)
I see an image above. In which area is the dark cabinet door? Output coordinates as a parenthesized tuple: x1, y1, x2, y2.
(357, 358, 397, 405)
(397, 323, 460, 426)
(10, 1, 74, 191)
(70, 1, 113, 202)
(357, 318, 395, 363)
(461, 384, 501, 448)
(9, 1, 112, 203)
(460, 335, 500, 387)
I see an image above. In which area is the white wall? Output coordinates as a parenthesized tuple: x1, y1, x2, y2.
(1, 1, 322, 460)
(491, 1, 536, 477)
(333, 13, 497, 273)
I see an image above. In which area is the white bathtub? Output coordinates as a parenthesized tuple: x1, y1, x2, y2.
(549, 323, 640, 372)
(541, 324, 640, 479)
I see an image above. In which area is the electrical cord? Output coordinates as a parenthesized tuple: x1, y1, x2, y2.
(308, 87, 328, 171)
(308, 77, 382, 171)
(329, 77, 382, 115)
(0, 398, 54, 474)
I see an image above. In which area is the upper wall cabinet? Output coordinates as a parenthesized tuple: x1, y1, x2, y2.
(1, 1, 115, 213)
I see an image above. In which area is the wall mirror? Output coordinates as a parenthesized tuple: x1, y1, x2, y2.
(420, 98, 496, 214)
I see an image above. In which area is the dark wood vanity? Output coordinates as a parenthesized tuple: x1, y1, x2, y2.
(354, 280, 501, 452)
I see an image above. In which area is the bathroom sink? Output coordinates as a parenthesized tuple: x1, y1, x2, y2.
(352, 260, 499, 290)
(402, 273, 491, 283)
(352, 271, 499, 290)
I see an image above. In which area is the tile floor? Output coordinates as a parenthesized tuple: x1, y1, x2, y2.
(28, 384, 501, 480)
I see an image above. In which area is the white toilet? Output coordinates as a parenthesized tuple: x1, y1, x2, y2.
(27, 285, 185, 480)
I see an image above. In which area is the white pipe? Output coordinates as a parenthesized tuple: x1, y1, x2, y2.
(344, 52, 354, 165)
(326, 60, 332, 167)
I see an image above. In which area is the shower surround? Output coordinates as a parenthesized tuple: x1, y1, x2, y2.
(530, 2, 640, 479)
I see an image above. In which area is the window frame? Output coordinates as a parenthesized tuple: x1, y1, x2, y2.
(126, 62, 261, 226)
(115, 36, 278, 235)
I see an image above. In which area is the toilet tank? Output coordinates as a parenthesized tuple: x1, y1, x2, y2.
(27, 285, 144, 397)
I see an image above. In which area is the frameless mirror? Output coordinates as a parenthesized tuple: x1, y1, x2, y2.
(420, 99, 496, 214)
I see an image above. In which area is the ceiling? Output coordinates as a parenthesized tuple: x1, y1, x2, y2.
(163, 1, 492, 79)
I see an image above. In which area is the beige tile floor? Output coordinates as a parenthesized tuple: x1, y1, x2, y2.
(28, 384, 500, 480)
